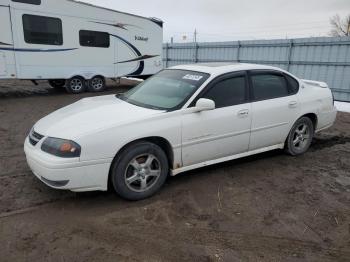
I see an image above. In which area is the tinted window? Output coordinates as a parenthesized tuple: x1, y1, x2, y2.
(202, 76, 246, 108)
(79, 30, 110, 48)
(251, 73, 289, 101)
(23, 15, 63, 45)
(12, 0, 41, 4)
(285, 74, 300, 94)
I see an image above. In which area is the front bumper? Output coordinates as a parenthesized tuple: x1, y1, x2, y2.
(24, 137, 112, 192)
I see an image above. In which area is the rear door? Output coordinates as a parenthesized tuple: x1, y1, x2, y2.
(0, 6, 15, 77)
(248, 70, 300, 150)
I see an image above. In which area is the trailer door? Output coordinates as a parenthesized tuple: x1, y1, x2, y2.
(0, 6, 15, 77)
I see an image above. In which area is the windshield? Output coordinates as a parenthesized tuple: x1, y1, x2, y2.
(119, 70, 210, 110)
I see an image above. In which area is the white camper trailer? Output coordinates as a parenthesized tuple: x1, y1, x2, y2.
(0, 0, 163, 93)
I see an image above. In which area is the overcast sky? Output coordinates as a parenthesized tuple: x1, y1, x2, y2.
(82, 0, 349, 42)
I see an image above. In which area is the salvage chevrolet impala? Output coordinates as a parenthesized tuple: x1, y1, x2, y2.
(24, 63, 337, 200)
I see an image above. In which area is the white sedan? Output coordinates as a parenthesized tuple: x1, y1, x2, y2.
(24, 63, 337, 200)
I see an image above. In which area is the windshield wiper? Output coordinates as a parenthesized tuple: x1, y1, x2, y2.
(116, 94, 165, 111)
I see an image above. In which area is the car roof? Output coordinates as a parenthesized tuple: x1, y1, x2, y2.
(169, 63, 284, 76)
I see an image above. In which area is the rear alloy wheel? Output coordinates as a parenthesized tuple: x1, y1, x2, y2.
(285, 117, 314, 156)
(48, 79, 65, 89)
(65, 76, 87, 94)
(111, 142, 169, 201)
(88, 76, 106, 92)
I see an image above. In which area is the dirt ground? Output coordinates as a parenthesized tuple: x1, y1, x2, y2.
(0, 80, 349, 262)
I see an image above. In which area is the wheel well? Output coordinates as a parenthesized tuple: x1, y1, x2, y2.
(68, 75, 85, 81)
(302, 113, 318, 130)
(49, 79, 65, 82)
(284, 113, 318, 147)
(91, 75, 105, 80)
(107, 137, 174, 189)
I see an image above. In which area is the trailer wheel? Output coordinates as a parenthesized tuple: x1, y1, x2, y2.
(48, 79, 65, 89)
(88, 76, 106, 92)
(65, 76, 87, 94)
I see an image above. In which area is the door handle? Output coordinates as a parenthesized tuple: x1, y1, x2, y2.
(289, 101, 298, 108)
(238, 109, 249, 117)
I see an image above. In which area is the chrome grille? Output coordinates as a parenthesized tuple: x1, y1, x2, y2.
(29, 129, 44, 146)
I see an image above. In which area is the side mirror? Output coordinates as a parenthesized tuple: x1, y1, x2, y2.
(195, 98, 215, 112)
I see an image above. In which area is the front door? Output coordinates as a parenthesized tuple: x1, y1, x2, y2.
(181, 72, 252, 167)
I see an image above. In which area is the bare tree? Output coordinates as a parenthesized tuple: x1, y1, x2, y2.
(330, 14, 350, 37)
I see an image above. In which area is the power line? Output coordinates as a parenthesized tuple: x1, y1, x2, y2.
(166, 30, 330, 43)
(168, 24, 330, 37)
(166, 26, 331, 43)
(167, 20, 330, 35)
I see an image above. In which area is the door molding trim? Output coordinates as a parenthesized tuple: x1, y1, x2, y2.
(172, 143, 285, 176)
(251, 122, 289, 133)
(182, 129, 251, 148)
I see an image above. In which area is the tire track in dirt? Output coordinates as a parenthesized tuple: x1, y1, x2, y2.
(311, 135, 350, 151)
(73, 222, 350, 261)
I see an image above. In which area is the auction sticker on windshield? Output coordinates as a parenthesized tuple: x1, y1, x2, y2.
(183, 74, 203, 81)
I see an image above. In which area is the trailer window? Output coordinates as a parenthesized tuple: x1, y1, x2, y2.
(23, 15, 63, 45)
(12, 0, 41, 5)
(79, 30, 110, 48)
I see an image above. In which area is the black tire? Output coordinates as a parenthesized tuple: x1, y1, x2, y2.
(285, 117, 314, 156)
(111, 142, 169, 201)
(88, 76, 106, 92)
(65, 76, 87, 94)
(48, 79, 65, 89)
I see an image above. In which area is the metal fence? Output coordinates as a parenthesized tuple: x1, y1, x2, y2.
(163, 36, 350, 102)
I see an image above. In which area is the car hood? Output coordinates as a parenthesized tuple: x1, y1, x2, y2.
(34, 95, 163, 139)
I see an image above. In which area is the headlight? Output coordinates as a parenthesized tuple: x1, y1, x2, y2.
(41, 137, 81, 158)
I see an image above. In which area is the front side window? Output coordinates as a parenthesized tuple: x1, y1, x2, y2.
(23, 15, 63, 45)
(251, 73, 289, 101)
(79, 30, 110, 48)
(119, 70, 210, 110)
(201, 76, 246, 108)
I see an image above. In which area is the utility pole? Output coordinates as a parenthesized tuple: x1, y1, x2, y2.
(194, 29, 198, 63)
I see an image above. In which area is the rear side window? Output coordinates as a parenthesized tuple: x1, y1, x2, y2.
(79, 30, 110, 48)
(251, 73, 289, 101)
(202, 76, 246, 108)
(285, 74, 300, 94)
(12, 0, 41, 5)
(23, 15, 63, 45)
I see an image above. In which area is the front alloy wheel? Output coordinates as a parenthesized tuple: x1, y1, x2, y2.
(125, 154, 162, 193)
(111, 142, 169, 200)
